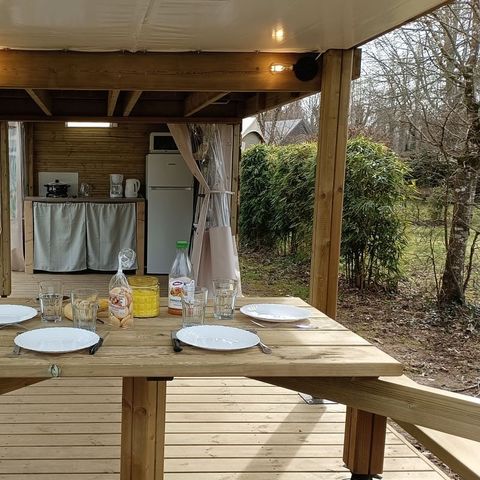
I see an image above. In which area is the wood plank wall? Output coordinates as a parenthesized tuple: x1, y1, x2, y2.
(32, 123, 161, 197)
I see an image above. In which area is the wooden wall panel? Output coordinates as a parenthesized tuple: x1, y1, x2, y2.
(32, 123, 160, 197)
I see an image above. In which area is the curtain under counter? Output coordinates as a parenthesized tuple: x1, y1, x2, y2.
(86, 203, 136, 271)
(33, 202, 87, 272)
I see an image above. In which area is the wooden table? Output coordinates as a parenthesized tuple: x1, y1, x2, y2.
(0, 297, 403, 480)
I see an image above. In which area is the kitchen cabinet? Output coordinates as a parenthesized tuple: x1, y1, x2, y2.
(24, 198, 145, 274)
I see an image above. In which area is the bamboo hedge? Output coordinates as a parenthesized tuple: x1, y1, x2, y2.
(239, 137, 410, 290)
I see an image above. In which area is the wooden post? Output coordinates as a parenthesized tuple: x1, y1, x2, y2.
(0, 122, 11, 297)
(121, 377, 167, 480)
(24, 123, 34, 196)
(309, 49, 354, 319)
(24, 200, 34, 274)
(343, 407, 387, 477)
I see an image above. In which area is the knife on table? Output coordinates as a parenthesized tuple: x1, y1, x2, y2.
(171, 331, 183, 352)
(89, 332, 109, 355)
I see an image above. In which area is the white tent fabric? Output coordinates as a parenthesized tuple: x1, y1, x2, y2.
(167, 123, 241, 296)
(0, 0, 446, 53)
(8, 122, 25, 271)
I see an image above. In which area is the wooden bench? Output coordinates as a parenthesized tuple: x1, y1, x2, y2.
(259, 375, 480, 480)
(394, 376, 480, 480)
(398, 422, 480, 480)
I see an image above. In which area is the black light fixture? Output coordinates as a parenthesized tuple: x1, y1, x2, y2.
(293, 55, 319, 81)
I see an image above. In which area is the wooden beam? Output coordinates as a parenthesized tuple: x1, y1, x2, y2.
(241, 48, 360, 117)
(123, 91, 142, 117)
(255, 376, 480, 443)
(352, 48, 362, 80)
(25, 89, 52, 116)
(184, 92, 227, 117)
(310, 49, 354, 318)
(0, 51, 322, 92)
(107, 89, 120, 116)
(0, 122, 11, 296)
(243, 92, 304, 117)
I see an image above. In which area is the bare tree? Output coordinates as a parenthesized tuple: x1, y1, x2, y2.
(365, 0, 480, 305)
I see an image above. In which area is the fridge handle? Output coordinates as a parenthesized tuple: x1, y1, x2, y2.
(149, 186, 193, 191)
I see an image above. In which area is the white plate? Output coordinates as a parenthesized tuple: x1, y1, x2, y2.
(176, 325, 259, 351)
(240, 304, 309, 322)
(14, 327, 100, 353)
(0, 305, 38, 325)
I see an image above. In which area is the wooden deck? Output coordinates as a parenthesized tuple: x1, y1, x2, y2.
(0, 377, 449, 480)
(1, 272, 450, 479)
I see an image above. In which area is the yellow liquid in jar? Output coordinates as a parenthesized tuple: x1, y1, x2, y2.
(129, 276, 160, 317)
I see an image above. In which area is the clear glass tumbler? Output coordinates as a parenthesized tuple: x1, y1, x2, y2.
(39, 280, 63, 323)
(181, 287, 208, 327)
(212, 279, 238, 320)
(71, 288, 98, 332)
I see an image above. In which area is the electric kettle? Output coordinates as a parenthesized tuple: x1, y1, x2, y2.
(125, 178, 141, 198)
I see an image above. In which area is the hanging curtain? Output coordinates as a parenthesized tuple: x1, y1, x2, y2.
(167, 123, 241, 295)
(8, 122, 25, 271)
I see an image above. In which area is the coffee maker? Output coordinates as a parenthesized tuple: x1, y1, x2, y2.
(110, 174, 124, 198)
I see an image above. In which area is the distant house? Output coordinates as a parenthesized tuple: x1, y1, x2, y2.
(241, 118, 264, 149)
(241, 117, 313, 149)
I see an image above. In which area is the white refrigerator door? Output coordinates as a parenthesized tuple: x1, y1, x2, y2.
(146, 153, 193, 188)
(147, 187, 194, 274)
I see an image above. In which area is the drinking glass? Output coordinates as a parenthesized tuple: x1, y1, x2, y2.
(181, 287, 208, 328)
(212, 279, 238, 320)
(71, 288, 98, 332)
(39, 281, 63, 323)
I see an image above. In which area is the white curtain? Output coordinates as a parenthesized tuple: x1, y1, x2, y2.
(8, 122, 25, 271)
(34, 203, 87, 272)
(86, 203, 137, 270)
(167, 123, 241, 295)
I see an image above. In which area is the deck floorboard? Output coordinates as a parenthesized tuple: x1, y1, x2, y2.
(0, 376, 450, 479)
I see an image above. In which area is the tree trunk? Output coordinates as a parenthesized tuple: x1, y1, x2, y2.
(439, 162, 479, 304)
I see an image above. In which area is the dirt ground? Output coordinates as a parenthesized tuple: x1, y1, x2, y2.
(337, 283, 479, 396)
(337, 284, 479, 479)
(240, 250, 479, 479)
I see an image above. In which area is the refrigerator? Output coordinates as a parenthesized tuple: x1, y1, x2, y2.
(146, 153, 194, 274)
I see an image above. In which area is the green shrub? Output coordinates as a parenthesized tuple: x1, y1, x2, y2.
(239, 137, 410, 291)
(342, 136, 411, 290)
(270, 143, 316, 255)
(239, 145, 275, 247)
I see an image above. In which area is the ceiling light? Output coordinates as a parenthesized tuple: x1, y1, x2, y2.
(272, 27, 285, 42)
(270, 63, 293, 73)
(66, 122, 116, 128)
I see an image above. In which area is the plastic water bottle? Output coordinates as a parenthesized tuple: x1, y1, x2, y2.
(168, 241, 194, 315)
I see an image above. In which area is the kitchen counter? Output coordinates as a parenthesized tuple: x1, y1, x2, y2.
(24, 196, 145, 203)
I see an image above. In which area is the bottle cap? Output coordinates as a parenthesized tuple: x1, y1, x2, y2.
(176, 240, 189, 249)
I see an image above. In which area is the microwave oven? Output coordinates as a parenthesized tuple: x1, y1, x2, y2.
(149, 132, 179, 153)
